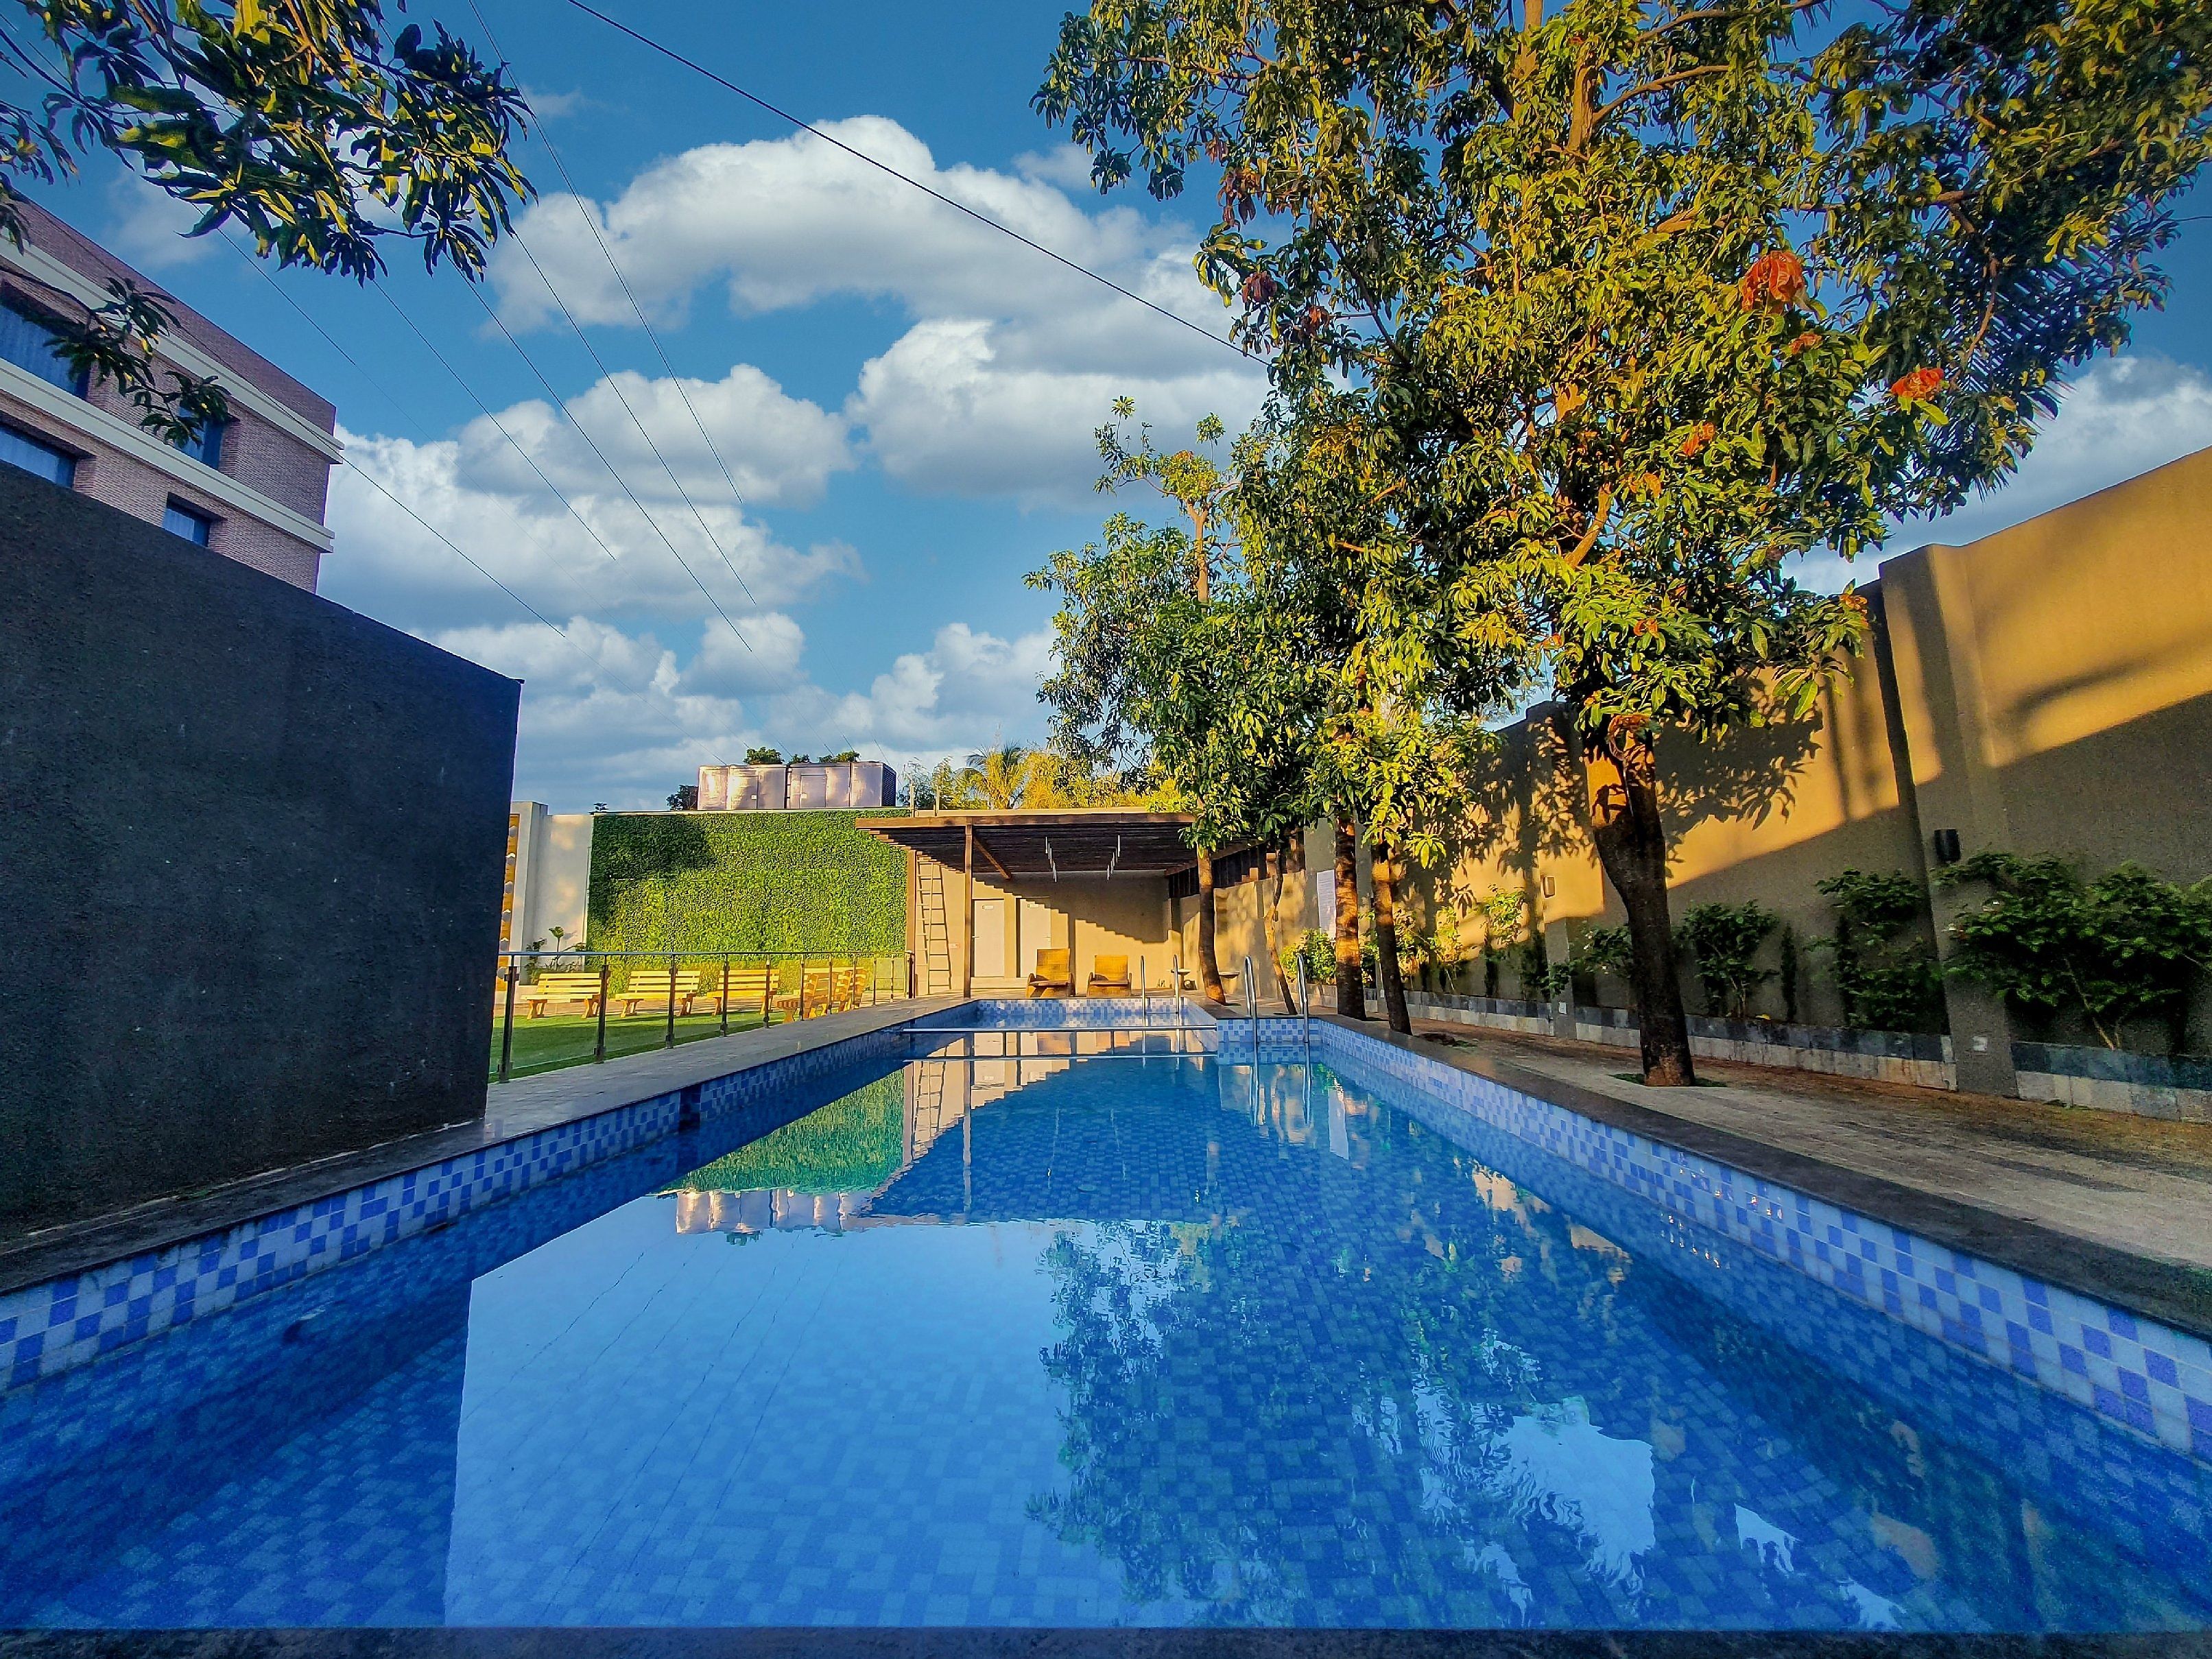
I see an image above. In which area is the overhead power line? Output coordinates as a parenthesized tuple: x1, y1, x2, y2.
(561, 0, 1254, 361)
(460, 280, 753, 649)
(496, 222, 761, 608)
(369, 285, 626, 564)
(467, 0, 764, 592)
(219, 233, 586, 658)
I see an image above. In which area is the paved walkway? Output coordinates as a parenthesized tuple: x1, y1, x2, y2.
(1351, 1012, 2212, 1335)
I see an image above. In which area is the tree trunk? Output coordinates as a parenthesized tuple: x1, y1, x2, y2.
(1264, 846, 1296, 1008)
(1587, 733, 1696, 1085)
(1196, 850, 1225, 1003)
(1372, 834, 1413, 1036)
(1333, 820, 1366, 1020)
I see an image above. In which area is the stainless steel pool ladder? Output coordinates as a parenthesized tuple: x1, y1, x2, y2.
(1296, 951, 1311, 1060)
(1243, 953, 1259, 1051)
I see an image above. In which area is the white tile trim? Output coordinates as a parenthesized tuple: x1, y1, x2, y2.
(0, 241, 344, 461)
(0, 358, 335, 551)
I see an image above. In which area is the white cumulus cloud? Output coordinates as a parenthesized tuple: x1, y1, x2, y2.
(488, 119, 1269, 505)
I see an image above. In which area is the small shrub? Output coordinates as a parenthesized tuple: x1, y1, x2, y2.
(1815, 868, 1944, 1034)
(1935, 853, 2212, 1051)
(1576, 924, 1634, 982)
(1676, 901, 1779, 1020)
(1284, 927, 1336, 986)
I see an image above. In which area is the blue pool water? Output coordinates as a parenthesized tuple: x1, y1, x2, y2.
(3, 1044, 2209, 1631)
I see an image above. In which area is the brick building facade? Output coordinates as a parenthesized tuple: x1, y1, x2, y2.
(0, 199, 337, 590)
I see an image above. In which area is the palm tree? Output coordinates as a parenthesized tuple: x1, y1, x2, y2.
(964, 743, 1049, 810)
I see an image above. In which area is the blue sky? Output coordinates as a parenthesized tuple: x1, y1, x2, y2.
(25, 0, 2212, 810)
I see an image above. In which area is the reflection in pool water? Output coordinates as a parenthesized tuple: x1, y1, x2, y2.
(1, 1050, 2207, 1630)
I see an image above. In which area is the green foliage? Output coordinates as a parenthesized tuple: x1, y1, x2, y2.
(1676, 902, 1779, 1020)
(1577, 925, 1636, 983)
(743, 747, 784, 764)
(1815, 868, 1944, 1034)
(1285, 927, 1336, 986)
(1037, 0, 2212, 1069)
(669, 1075, 905, 1197)
(1030, 408, 1331, 855)
(1, 0, 530, 441)
(588, 810, 909, 963)
(1935, 853, 2212, 1051)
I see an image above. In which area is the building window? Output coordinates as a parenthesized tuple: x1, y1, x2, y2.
(0, 298, 88, 395)
(174, 417, 226, 470)
(163, 500, 214, 545)
(0, 422, 77, 486)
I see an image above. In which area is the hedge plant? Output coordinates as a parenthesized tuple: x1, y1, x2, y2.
(588, 809, 909, 967)
(1676, 902, 1779, 1021)
(1936, 853, 2212, 1052)
(667, 1073, 905, 1196)
(1815, 868, 1944, 1034)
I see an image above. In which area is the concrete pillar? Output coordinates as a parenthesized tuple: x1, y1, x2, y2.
(1874, 547, 2017, 1097)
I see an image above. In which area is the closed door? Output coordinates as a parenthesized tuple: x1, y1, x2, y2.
(972, 898, 1008, 978)
(1019, 899, 1054, 977)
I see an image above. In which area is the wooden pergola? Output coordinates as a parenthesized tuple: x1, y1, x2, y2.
(863, 811, 1204, 883)
(862, 811, 1222, 996)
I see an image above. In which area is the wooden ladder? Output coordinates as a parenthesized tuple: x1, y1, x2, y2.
(918, 859, 955, 995)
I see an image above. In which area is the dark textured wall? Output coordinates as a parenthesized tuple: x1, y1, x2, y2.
(0, 466, 519, 1238)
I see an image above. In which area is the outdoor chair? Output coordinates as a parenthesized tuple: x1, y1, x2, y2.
(1027, 948, 1074, 998)
(1086, 954, 1132, 996)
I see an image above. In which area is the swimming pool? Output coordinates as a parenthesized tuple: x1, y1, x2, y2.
(2, 1014, 2208, 1632)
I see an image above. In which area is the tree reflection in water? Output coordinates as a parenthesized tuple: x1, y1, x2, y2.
(1014, 1066, 2205, 1632)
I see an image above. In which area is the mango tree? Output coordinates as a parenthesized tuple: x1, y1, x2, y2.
(1038, 0, 2211, 1081)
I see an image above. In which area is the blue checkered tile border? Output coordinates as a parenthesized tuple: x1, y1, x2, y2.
(1279, 1018, 2212, 1464)
(0, 1024, 908, 1395)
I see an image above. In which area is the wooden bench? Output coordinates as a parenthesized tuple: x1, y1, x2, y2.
(774, 970, 835, 1021)
(616, 968, 701, 1017)
(693, 965, 772, 1017)
(520, 971, 606, 1018)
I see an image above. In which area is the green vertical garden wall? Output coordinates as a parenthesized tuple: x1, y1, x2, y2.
(587, 809, 909, 957)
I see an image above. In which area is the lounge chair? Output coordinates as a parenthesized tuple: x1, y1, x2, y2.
(1027, 947, 1074, 999)
(1086, 953, 1132, 996)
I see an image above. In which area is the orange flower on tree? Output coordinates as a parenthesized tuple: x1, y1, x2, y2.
(1785, 331, 1821, 357)
(1678, 422, 1717, 458)
(1738, 249, 1807, 311)
(1890, 366, 1944, 402)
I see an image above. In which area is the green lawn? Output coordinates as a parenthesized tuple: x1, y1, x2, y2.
(488, 1010, 770, 1081)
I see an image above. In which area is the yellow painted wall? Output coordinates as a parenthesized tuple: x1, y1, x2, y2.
(1387, 445, 2212, 1037)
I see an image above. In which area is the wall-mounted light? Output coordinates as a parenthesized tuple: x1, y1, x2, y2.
(1931, 828, 1962, 866)
(1540, 874, 1556, 898)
